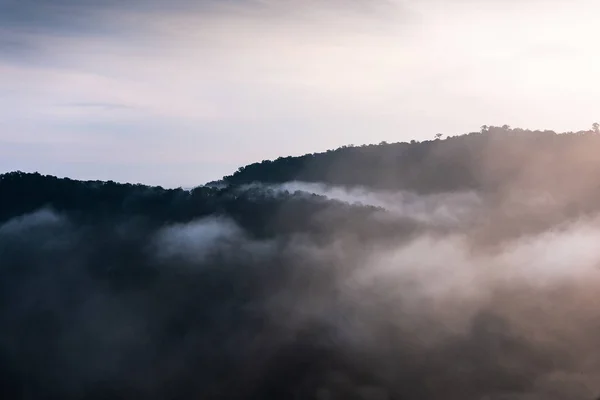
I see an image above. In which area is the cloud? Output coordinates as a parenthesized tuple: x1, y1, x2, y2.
(0, 0, 405, 43)
(2, 0, 600, 186)
(64, 102, 135, 110)
(2, 184, 600, 398)
(263, 181, 483, 226)
(0, 208, 63, 236)
(153, 217, 243, 262)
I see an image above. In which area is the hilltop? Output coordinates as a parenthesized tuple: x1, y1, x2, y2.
(3, 125, 600, 399)
(224, 124, 600, 195)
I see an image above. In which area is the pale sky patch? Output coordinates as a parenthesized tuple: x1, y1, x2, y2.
(1, 0, 598, 186)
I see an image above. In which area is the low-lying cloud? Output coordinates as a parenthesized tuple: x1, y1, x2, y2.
(2, 184, 600, 399)
(265, 181, 483, 226)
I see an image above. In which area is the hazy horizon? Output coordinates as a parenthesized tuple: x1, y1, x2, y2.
(2, 0, 599, 187)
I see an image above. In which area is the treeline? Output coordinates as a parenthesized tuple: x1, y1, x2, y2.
(4, 124, 600, 231)
(224, 125, 600, 194)
(0, 171, 419, 243)
(3, 126, 600, 399)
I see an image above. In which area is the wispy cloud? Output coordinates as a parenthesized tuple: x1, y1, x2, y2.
(62, 102, 134, 110)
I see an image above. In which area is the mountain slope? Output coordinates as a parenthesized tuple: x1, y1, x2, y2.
(3, 126, 600, 399)
(224, 126, 600, 196)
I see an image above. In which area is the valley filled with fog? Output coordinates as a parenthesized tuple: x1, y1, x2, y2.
(3, 129, 600, 399)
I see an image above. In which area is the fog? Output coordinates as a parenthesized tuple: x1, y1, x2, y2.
(260, 181, 483, 226)
(2, 182, 600, 399)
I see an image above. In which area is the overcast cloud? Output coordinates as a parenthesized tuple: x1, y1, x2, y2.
(1, 0, 599, 186)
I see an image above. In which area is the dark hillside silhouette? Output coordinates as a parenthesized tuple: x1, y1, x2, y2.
(224, 125, 600, 196)
(0, 171, 419, 244)
(2, 126, 600, 400)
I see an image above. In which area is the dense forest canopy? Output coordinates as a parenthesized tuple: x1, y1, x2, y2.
(225, 124, 600, 193)
(2, 125, 600, 399)
(6, 124, 600, 227)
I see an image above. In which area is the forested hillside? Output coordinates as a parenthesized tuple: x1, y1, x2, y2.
(225, 125, 600, 196)
(2, 126, 600, 400)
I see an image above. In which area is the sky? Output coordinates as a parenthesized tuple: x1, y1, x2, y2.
(1, 0, 599, 187)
